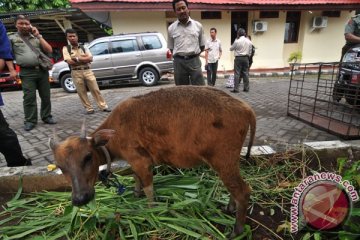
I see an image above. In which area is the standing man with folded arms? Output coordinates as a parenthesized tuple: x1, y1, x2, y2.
(63, 28, 111, 114)
(168, 0, 205, 85)
(9, 15, 56, 131)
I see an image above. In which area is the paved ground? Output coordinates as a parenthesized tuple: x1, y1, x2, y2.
(0, 76, 341, 167)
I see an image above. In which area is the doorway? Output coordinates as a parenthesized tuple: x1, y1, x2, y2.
(231, 12, 248, 43)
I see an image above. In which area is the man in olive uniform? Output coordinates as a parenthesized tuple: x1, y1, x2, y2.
(62, 28, 110, 114)
(341, 13, 360, 61)
(9, 15, 56, 131)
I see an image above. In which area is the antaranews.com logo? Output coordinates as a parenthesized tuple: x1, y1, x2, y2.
(290, 172, 359, 233)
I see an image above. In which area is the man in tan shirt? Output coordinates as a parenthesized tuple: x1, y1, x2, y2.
(167, 0, 205, 85)
(62, 28, 110, 114)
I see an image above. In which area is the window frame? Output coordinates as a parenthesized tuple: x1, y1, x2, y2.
(284, 11, 301, 44)
(110, 38, 139, 54)
(89, 41, 110, 56)
(201, 11, 222, 20)
(259, 11, 279, 19)
(141, 35, 163, 50)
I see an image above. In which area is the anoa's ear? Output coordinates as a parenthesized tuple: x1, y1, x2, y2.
(90, 129, 116, 147)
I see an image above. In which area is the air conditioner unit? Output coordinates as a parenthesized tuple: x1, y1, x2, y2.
(312, 16, 328, 28)
(253, 21, 268, 32)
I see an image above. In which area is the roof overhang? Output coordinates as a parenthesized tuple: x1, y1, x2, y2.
(0, 8, 110, 42)
(70, 1, 360, 12)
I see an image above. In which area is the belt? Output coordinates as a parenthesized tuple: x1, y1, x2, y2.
(235, 55, 248, 58)
(21, 65, 41, 70)
(71, 66, 90, 70)
(174, 54, 199, 60)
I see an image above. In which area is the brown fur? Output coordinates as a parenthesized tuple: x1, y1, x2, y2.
(49, 86, 256, 236)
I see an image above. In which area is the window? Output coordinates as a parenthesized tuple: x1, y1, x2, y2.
(111, 39, 139, 53)
(322, 11, 340, 18)
(89, 42, 109, 56)
(284, 11, 301, 43)
(259, 11, 279, 18)
(201, 11, 221, 19)
(142, 36, 162, 50)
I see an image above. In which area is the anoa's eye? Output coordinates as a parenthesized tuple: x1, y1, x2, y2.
(82, 153, 92, 167)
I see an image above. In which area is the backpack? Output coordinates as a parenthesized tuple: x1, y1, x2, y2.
(66, 44, 86, 71)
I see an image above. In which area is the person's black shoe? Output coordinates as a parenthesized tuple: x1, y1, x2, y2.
(7, 158, 32, 167)
(86, 110, 95, 114)
(230, 89, 239, 93)
(24, 122, 35, 131)
(25, 158, 32, 166)
(102, 108, 111, 112)
(243, 89, 249, 92)
(43, 117, 57, 124)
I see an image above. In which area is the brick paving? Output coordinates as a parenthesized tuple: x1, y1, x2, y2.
(0, 76, 341, 167)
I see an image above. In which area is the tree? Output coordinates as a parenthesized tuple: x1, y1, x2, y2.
(0, 0, 70, 13)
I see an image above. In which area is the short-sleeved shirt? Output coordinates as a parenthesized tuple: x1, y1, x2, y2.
(230, 36, 253, 57)
(205, 38, 222, 63)
(62, 44, 92, 68)
(167, 17, 205, 57)
(8, 33, 42, 67)
(345, 14, 360, 44)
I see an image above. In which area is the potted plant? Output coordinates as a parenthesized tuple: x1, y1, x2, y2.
(288, 51, 302, 71)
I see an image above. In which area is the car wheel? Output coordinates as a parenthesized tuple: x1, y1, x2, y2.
(139, 67, 159, 86)
(332, 82, 343, 102)
(345, 88, 359, 106)
(60, 73, 77, 93)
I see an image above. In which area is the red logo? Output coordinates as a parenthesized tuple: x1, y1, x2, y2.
(300, 182, 350, 230)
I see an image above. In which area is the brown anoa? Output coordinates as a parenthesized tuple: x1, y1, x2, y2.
(49, 86, 256, 237)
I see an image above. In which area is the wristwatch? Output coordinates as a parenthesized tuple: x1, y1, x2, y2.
(37, 34, 43, 39)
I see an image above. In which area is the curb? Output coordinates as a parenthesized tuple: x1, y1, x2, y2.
(0, 140, 358, 193)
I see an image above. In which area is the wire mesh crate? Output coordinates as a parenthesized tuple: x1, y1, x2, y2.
(287, 62, 360, 139)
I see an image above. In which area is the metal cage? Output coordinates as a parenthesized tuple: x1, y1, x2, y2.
(287, 62, 360, 139)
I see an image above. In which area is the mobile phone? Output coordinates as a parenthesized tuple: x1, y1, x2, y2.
(30, 25, 36, 33)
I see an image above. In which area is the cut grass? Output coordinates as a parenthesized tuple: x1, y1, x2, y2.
(0, 153, 313, 240)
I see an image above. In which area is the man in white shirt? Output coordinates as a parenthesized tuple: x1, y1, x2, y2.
(205, 28, 222, 86)
(230, 28, 253, 93)
(168, 0, 206, 85)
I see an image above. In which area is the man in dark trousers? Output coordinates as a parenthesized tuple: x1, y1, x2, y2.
(9, 15, 56, 131)
(205, 27, 222, 86)
(230, 28, 253, 93)
(0, 20, 31, 167)
(167, 0, 205, 85)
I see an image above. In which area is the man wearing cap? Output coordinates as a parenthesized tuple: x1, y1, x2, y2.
(230, 28, 253, 93)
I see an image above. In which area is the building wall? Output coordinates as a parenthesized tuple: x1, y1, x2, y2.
(301, 11, 350, 63)
(250, 11, 288, 69)
(110, 10, 355, 71)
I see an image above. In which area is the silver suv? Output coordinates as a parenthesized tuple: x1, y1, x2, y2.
(51, 32, 173, 93)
